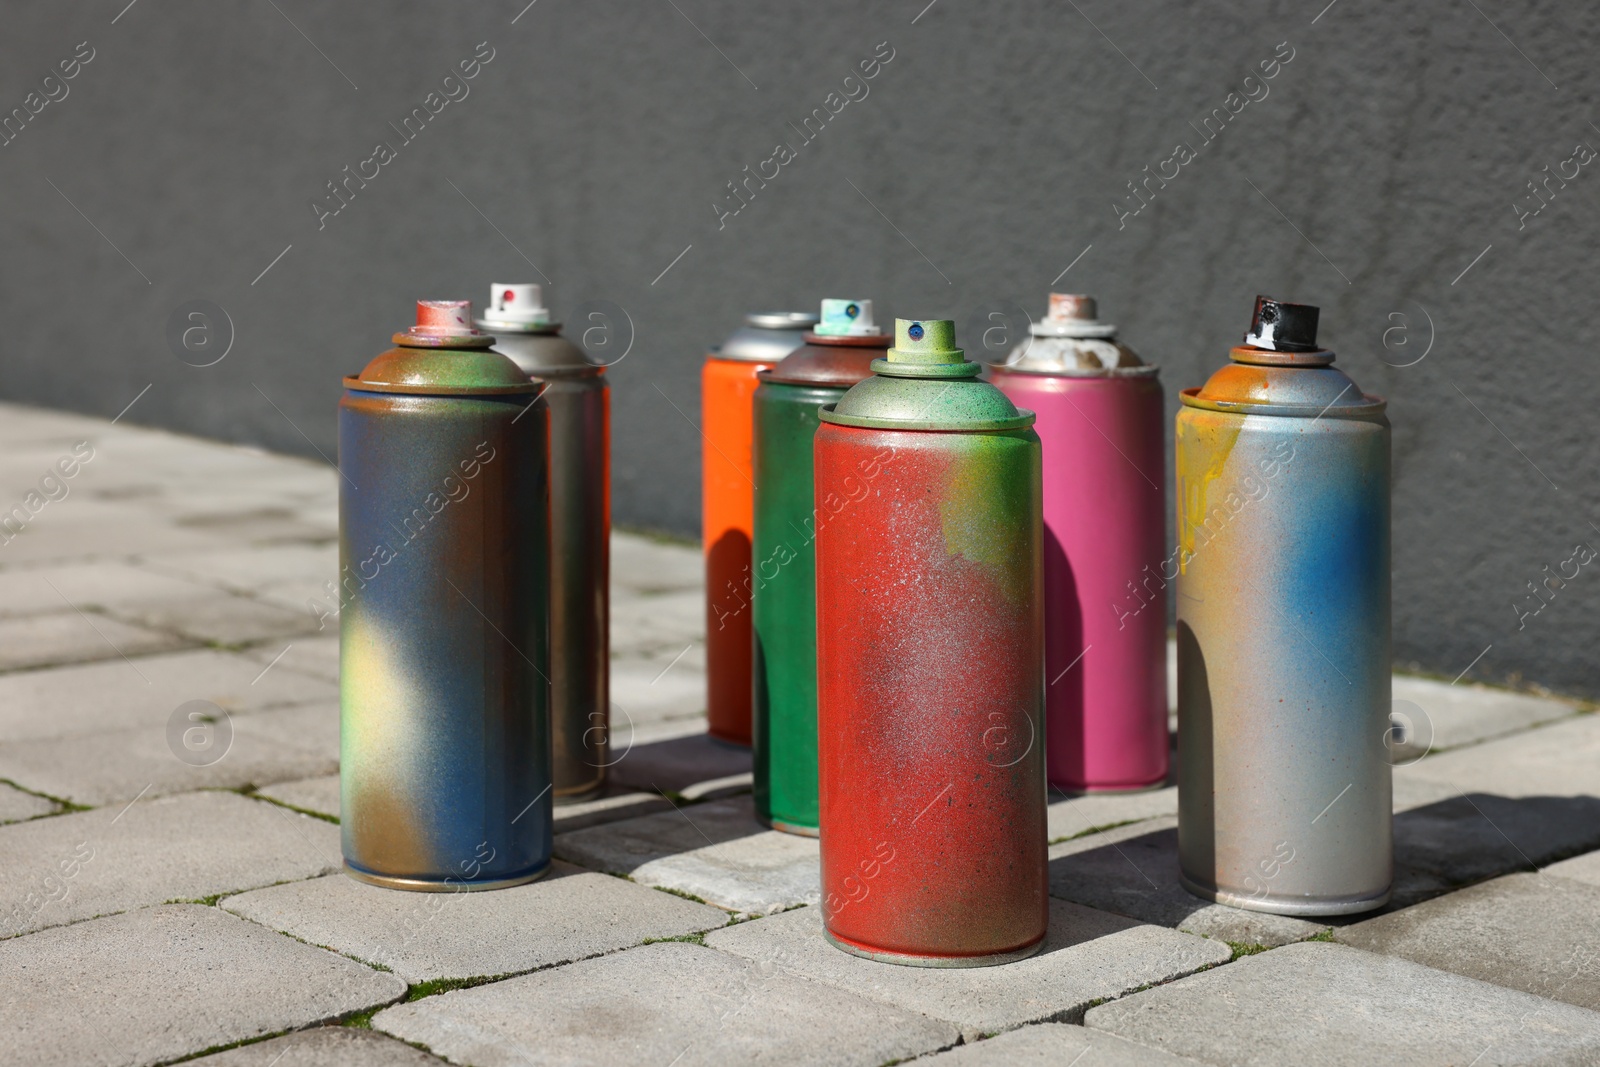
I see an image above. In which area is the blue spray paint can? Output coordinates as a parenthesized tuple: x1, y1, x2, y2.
(340, 300, 553, 891)
(1176, 296, 1391, 916)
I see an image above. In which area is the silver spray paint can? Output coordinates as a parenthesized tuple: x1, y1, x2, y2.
(480, 284, 610, 801)
(1176, 296, 1391, 916)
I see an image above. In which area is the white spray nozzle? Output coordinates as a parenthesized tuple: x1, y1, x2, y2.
(485, 283, 550, 326)
(815, 298, 880, 337)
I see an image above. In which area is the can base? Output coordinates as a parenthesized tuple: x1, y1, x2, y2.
(343, 860, 551, 893)
(757, 814, 819, 838)
(823, 928, 1045, 968)
(705, 731, 752, 750)
(1049, 775, 1170, 797)
(1179, 871, 1390, 917)
(553, 782, 606, 806)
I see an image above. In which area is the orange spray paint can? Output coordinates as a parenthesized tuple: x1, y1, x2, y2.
(703, 311, 816, 745)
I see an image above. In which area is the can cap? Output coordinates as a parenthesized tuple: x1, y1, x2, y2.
(999, 293, 1149, 375)
(822, 317, 1034, 431)
(396, 300, 495, 348)
(1181, 296, 1382, 418)
(765, 304, 888, 387)
(815, 299, 881, 337)
(744, 310, 819, 330)
(883, 319, 970, 371)
(714, 310, 819, 363)
(1244, 295, 1320, 352)
(1029, 293, 1119, 340)
(482, 284, 551, 327)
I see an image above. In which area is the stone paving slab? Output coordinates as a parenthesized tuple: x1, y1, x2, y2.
(1336, 872, 1600, 1010)
(612, 589, 706, 656)
(1049, 775, 1600, 941)
(0, 559, 226, 617)
(256, 774, 341, 818)
(105, 591, 324, 646)
(1085, 942, 1600, 1066)
(224, 862, 730, 983)
(0, 608, 189, 671)
(1546, 849, 1600, 886)
(612, 534, 703, 593)
(139, 542, 339, 593)
(0, 705, 339, 806)
(0, 781, 57, 823)
(609, 731, 752, 798)
(190, 1027, 450, 1065)
(0, 904, 404, 1067)
(1048, 817, 1328, 947)
(915, 1023, 1209, 1066)
(0, 791, 339, 940)
(1047, 785, 1177, 843)
(0, 647, 336, 742)
(706, 898, 1229, 1039)
(374, 940, 959, 1067)
(1392, 675, 1580, 757)
(555, 794, 818, 914)
(1402, 712, 1600, 798)
(255, 772, 673, 834)
(555, 786, 674, 831)
(242, 700, 341, 762)
(0, 499, 237, 563)
(248, 632, 340, 682)
(1389, 791, 1600, 908)
(612, 654, 706, 727)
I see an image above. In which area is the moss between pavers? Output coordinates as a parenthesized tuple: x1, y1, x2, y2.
(651, 885, 710, 905)
(641, 931, 708, 947)
(1225, 940, 1272, 961)
(164, 1027, 295, 1063)
(404, 974, 513, 1001)
(0, 777, 88, 815)
(236, 785, 339, 825)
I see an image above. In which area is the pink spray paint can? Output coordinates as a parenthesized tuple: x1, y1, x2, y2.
(989, 294, 1168, 793)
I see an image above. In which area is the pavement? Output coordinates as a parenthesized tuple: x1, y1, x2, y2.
(0, 398, 1597, 1066)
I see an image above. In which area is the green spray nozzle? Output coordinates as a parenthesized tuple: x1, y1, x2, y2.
(887, 319, 963, 364)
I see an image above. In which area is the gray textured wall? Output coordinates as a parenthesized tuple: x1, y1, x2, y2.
(2, 1, 1596, 697)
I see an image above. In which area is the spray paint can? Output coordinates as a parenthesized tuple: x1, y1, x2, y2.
(753, 299, 889, 836)
(1176, 295, 1391, 916)
(478, 285, 609, 802)
(815, 319, 1047, 966)
(989, 294, 1167, 794)
(340, 300, 552, 890)
(704, 309, 818, 746)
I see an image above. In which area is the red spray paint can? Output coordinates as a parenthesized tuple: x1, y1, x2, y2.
(989, 294, 1168, 793)
(815, 318, 1047, 966)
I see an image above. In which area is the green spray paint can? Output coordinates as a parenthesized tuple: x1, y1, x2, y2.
(752, 299, 889, 836)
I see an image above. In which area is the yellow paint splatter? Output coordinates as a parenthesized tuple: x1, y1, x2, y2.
(1176, 411, 1242, 573)
(939, 438, 1036, 605)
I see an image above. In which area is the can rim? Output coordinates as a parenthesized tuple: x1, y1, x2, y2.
(989, 363, 1162, 380)
(1179, 385, 1386, 418)
(342, 375, 546, 397)
(819, 402, 1036, 432)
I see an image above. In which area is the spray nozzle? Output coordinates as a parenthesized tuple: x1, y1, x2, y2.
(1244, 295, 1320, 351)
(482, 283, 550, 327)
(393, 300, 494, 347)
(815, 299, 881, 337)
(886, 319, 964, 365)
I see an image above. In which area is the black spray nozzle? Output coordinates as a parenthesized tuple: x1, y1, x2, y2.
(1244, 295, 1320, 351)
